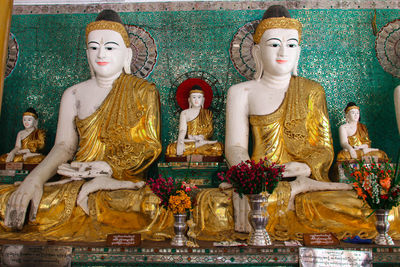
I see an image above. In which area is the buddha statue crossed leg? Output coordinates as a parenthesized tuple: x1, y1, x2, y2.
(192, 5, 400, 241)
(0, 10, 173, 241)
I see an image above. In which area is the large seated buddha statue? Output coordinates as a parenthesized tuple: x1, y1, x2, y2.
(191, 5, 400, 241)
(0, 10, 173, 241)
(337, 102, 388, 162)
(0, 108, 46, 164)
(165, 84, 223, 161)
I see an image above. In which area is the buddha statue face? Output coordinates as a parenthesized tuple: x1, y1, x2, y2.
(253, 28, 300, 78)
(346, 108, 360, 123)
(87, 29, 132, 79)
(189, 92, 205, 108)
(22, 115, 37, 129)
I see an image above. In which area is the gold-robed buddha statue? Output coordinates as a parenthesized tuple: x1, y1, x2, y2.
(166, 84, 223, 160)
(0, 10, 174, 241)
(337, 102, 388, 162)
(190, 5, 400, 241)
(0, 108, 46, 164)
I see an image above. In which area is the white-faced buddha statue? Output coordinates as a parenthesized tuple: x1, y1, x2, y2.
(0, 108, 46, 164)
(165, 84, 223, 161)
(337, 102, 388, 162)
(191, 6, 400, 242)
(0, 10, 173, 241)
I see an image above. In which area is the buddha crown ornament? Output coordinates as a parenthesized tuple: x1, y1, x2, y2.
(253, 5, 302, 44)
(86, 9, 130, 47)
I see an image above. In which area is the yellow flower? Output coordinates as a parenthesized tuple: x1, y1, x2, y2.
(168, 190, 192, 214)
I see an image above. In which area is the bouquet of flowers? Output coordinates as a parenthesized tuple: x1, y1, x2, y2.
(346, 159, 400, 212)
(218, 158, 285, 197)
(147, 175, 197, 214)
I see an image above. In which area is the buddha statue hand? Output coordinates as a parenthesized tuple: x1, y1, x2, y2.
(57, 161, 113, 180)
(76, 176, 146, 214)
(218, 182, 233, 190)
(188, 134, 205, 141)
(5, 177, 43, 230)
(347, 147, 358, 159)
(5, 151, 16, 162)
(16, 148, 30, 155)
(282, 162, 311, 177)
(177, 139, 185, 156)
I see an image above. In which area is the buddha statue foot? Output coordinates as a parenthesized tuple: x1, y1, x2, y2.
(288, 176, 352, 210)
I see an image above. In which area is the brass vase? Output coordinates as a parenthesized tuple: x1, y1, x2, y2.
(247, 194, 272, 246)
(374, 209, 394, 245)
(171, 213, 187, 246)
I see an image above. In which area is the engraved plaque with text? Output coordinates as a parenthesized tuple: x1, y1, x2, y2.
(2, 245, 72, 267)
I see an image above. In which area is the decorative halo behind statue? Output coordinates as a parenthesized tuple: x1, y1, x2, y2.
(125, 24, 157, 79)
(176, 78, 213, 110)
(170, 71, 224, 113)
(375, 19, 400, 78)
(6, 32, 19, 79)
(229, 20, 260, 80)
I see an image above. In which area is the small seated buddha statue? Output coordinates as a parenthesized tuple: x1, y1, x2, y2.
(337, 102, 388, 162)
(0, 108, 46, 164)
(166, 85, 223, 161)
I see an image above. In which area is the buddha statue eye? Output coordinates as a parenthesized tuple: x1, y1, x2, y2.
(269, 43, 280, 48)
(88, 46, 98, 51)
(105, 47, 114, 51)
(288, 44, 297, 48)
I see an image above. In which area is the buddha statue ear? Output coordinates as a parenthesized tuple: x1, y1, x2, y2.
(252, 44, 263, 81)
(86, 49, 96, 78)
(124, 47, 132, 74)
(292, 46, 301, 76)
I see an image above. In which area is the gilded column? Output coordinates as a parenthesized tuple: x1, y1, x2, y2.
(0, 0, 13, 114)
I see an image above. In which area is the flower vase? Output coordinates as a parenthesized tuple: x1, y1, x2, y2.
(171, 213, 187, 246)
(374, 209, 394, 246)
(247, 194, 272, 246)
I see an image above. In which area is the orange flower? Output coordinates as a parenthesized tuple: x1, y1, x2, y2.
(168, 190, 192, 214)
(379, 175, 391, 191)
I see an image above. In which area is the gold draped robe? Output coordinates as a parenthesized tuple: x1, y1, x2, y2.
(337, 122, 388, 162)
(191, 76, 400, 241)
(0, 74, 174, 241)
(166, 109, 223, 157)
(0, 129, 46, 164)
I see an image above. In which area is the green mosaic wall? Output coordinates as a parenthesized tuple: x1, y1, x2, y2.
(1, 9, 400, 166)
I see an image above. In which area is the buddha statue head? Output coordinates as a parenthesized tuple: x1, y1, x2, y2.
(22, 107, 38, 130)
(188, 85, 205, 109)
(85, 9, 132, 79)
(344, 102, 361, 123)
(252, 5, 302, 80)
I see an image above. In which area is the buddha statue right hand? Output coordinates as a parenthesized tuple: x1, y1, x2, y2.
(57, 161, 113, 180)
(5, 150, 18, 162)
(5, 177, 43, 230)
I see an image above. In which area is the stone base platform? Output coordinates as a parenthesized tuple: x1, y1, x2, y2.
(0, 239, 399, 266)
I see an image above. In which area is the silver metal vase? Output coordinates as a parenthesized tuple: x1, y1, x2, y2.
(171, 213, 187, 246)
(247, 194, 272, 246)
(374, 209, 394, 245)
